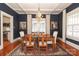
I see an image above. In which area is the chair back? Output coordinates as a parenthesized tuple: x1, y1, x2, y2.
(53, 31, 58, 43)
(42, 32, 45, 37)
(32, 32, 35, 36)
(19, 31, 24, 37)
(29, 35, 32, 41)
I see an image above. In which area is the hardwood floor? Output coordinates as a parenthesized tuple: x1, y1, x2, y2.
(3, 39, 10, 48)
(0, 38, 79, 56)
(0, 40, 21, 56)
(57, 39, 79, 56)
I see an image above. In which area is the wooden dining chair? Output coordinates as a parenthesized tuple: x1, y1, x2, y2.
(53, 31, 58, 48)
(25, 35, 35, 55)
(32, 32, 35, 36)
(46, 34, 53, 47)
(19, 31, 26, 52)
(38, 35, 48, 55)
(47, 31, 58, 49)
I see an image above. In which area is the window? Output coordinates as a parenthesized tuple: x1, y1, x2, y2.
(32, 18, 46, 33)
(67, 8, 79, 41)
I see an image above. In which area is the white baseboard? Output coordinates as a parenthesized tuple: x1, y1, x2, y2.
(58, 37, 66, 43)
(0, 45, 3, 50)
(66, 41, 79, 50)
(12, 37, 21, 43)
(58, 37, 79, 50)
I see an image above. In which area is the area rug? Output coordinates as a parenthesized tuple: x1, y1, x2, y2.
(8, 45, 71, 56)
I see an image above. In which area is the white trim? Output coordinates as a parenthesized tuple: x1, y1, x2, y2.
(67, 36, 79, 42)
(66, 40, 79, 50)
(0, 11, 13, 49)
(58, 37, 64, 42)
(0, 11, 3, 49)
(46, 14, 50, 34)
(13, 37, 21, 43)
(27, 15, 32, 34)
(66, 7, 79, 42)
(62, 9, 67, 43)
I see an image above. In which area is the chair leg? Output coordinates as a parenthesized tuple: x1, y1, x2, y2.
(54, 43, 56, 49)
(39, 48, 41, 55)
(25, 47, 27, 55)
(53, 43, 56, 52)
(33, 47, 36, 55)
(46, 46, 48, 55)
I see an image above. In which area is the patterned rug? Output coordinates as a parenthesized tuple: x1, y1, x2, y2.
(9, 45, 71, 56)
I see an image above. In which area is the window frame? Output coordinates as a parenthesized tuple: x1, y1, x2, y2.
(66, 7, 79, 42)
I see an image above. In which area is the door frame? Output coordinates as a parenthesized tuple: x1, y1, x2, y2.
(0, 11, 13, 49)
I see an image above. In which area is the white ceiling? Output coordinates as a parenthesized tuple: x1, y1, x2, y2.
(6, 3, 72, 14)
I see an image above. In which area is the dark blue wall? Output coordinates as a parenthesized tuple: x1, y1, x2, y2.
(18, 14, 27, 34)
(58, 12, 62, 38)
(66, 3, 79, 13)
(18, 14, 27, 21)
(50, 13, 62, 38)
(0, 3, 19, 39)
(50, 14, 58, 35)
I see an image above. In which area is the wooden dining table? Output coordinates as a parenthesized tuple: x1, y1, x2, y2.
(23, 34, 54, 48)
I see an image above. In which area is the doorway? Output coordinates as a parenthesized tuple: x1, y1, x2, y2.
(3, 16, 11, 48)
(0, 11, 13, 49)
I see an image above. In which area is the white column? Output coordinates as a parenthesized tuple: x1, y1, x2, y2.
(0, 11, 2, 49)
(46, 14, 50, 34)
(62, 9, 67, 42)
(0, 11, 3, 49)
(27, 14, 32, 34)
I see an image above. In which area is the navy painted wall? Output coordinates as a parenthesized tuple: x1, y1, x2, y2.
(50, 14, 58, 35)
(58, 12, 62, 38)
(66, 3, 79, 13)
(66, 3, 79, 45)
(18, 14, 27, 34)
(0, 3, 19, 39)
(50, 13, 62, 38)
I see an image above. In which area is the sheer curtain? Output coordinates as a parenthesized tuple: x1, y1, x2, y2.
(32, 18, 46, 33)
(46, 15, 50, 34)
(27, 14, 50, 34)
(27, 14, 32, 34)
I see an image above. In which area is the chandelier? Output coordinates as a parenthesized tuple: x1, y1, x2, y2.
(36, 4, 42, 22)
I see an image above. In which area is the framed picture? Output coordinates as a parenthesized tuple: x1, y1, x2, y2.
(19, 21, 26, 30)
(51, 21, 58, 30)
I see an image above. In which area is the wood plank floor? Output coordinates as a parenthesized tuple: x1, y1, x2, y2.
(0, 38, 79, 56)
(0, 40, 20, 56)
(3, 40, 10, 48)
(57, 39, 79, 56)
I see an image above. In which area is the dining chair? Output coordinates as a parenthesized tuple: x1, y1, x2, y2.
(32, 32, 35, 36)
(19, 31, 26, 52)
(53, 31, 58, 48)
(25, 35, 35, 55)
(38, 35, 48, 55)
(47, 31, 58, 49)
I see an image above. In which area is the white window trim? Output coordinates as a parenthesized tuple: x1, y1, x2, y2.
(66, 7, 79, 42)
